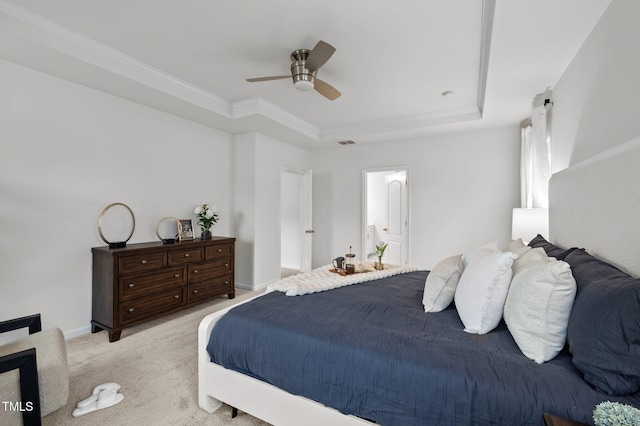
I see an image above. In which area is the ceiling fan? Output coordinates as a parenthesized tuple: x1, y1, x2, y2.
(246, 40, 341, 101)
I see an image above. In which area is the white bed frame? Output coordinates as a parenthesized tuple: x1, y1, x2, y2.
(197, 293, 374, 425)
(199, 136, 640, 424)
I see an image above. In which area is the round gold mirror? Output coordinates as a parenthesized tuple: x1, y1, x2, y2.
(97, 203, 135, 248)
(156, 216, 181, 244)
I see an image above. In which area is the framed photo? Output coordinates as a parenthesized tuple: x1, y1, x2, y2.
(178, 219, 194, 241)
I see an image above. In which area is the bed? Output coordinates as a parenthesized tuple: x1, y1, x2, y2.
(198, 137, 640, 425)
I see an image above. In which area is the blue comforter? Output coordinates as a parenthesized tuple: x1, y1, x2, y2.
(207, 271, 640, 425)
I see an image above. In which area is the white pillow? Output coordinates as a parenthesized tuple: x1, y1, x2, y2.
(503, 238, 525, 252)
(462, 240, 501, 267)
(504, 259, 577, 363)
(512, 247, 548, 276)
(455, 251, 517, 334)
(503, 238, 531, 257)
(422, 255, 464, 313)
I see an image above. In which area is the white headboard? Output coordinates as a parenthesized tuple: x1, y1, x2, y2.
(549, 136, 640, 277)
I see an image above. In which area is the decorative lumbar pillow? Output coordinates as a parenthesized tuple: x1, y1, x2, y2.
(564, 249, 640, 396)
(423, 255, 464, 313)
(454, 251, 518, 334)
(503, 259, 576, 363)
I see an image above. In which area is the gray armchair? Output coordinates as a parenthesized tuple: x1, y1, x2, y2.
(0, 314, 69, 426)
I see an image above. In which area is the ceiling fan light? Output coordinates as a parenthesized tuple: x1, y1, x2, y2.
(294, 80, 314, 91)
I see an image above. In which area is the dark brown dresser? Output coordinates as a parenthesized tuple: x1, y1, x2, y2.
(91, 237, 235, 342)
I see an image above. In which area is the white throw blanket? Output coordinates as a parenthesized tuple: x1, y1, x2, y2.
(268, 263, 419, 296)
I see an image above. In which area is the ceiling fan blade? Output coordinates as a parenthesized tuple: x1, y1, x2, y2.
(314, 78, 341, 101)
(305, 40, 336, 73)
(246, 75, 290, 83)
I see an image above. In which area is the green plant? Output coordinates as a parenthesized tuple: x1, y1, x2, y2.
(193, 203, 219, 230)
(375, 242, 388, 260)
(593, 401, 640, 426)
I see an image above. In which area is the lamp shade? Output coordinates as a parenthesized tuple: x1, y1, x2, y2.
(512, 208, 549, 243)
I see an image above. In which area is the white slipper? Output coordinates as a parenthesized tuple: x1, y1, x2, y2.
(72, 388, 124, 417)
(76, 383, 121, 408)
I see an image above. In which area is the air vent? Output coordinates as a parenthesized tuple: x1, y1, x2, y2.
(337, 140, 356, 145)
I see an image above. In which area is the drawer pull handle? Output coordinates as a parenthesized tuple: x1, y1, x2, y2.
(225, 263, 229, 267)
(141, 260, 147, 264)
(225, 281, 229, 285)
(184, 253, 190, 257)
(193, 289, 199, 294)
(128, 283, 135, 288)
(174, 274, 180, 278)
(174, 295, 180, 299)
(128, 308, 134, 313)
(193, 269, 198, 273)
(217, 248, 223, 252)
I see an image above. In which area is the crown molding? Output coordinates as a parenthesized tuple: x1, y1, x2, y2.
(477, 0, 496, 116)
(0, 0, 233, 116)
(0, 0, 494, 146)
(231, 97, 320, 140)
(320, 105, 482, 142)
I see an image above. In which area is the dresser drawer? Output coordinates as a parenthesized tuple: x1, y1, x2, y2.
(119, 252, 167, 275)
(168, 247, 203, 266)
(119, 288, 186, 325)
(118, 267, 185, 301)
(205, 244, 234, 260)
(187, 275, 233, 304)
(188, 258, 232, 282)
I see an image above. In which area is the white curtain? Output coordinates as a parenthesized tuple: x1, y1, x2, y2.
(520, 90, 552, 208)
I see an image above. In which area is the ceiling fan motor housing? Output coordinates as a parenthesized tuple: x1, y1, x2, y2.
(290, 49, 316, 90)
(246, 41, 339, 100)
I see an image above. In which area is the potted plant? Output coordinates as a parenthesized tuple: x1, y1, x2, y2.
(593, 401, 640, 426)
(194, 203, 219, 240)
(374, 241, 388, 270)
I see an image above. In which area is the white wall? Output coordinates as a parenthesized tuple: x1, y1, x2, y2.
(233, 133, 256, 288)
(311, 126, 521, 270)
(0, 59, 233, 337)
(552, 0, 640, 172)
(234, 133, 310, 289)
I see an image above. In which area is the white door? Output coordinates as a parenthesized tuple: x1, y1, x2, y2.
(301, 169, 313, 272)
(280, 169, 313, 273)
(385, 171, 408, 265)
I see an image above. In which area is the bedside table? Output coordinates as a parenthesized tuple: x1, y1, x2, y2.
(544, 413, 589, 426)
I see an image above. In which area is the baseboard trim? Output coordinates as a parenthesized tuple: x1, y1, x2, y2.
(281, 264, 301, 270)
(64, 324, 91, 340)
(234, 282, 253, 291)
(235, 279, 275, 292)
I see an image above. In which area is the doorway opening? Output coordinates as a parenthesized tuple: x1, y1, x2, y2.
(280, 169, 313, 278)
(362, 167, 410, 265)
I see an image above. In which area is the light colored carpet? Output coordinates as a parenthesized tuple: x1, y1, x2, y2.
(43, 290, 270, 426)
